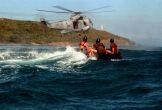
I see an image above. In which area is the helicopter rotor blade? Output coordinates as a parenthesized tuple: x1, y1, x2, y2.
(37, 5, 112, 15)
(37, 9, 70, 13)
(83, 5, 111, 13)
(53, 6, 75, 13)
(84, 10, 113, 14)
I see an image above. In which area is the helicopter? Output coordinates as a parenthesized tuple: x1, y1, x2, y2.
(37, 6, 111, 33)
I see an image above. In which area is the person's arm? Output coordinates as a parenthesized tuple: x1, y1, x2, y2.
(111, 48, 115, 54)
(79, 42, 84, 51)
(106, 50, 112, 54)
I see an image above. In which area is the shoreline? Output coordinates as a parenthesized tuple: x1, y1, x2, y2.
(0, 41, 133, 47)
(0, 42, 93, 46)
(0, 41, 135, 48)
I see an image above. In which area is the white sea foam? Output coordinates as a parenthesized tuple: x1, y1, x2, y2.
(0, 51, 11, 60)
(62, 46, 88, 65)
(0, 46, 92, 66)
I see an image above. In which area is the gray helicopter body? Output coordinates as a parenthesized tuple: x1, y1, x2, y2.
(46, 14, 92, 33)
(38, 5, 110, 33)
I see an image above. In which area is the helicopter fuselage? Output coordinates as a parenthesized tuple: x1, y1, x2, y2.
(46, 14, 92, 33)
(38, 5, 110, 33)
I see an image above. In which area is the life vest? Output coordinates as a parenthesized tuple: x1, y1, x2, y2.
(94, 43, 106, 54)
(79, 41, 88, 51)
(110, 43, 118, 54)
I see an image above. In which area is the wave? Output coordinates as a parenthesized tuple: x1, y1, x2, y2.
(0, 46, 96, 65)
(0, 45, 161, 74)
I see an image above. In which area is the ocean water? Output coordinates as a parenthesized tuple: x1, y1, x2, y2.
(0, 45, 162, 110)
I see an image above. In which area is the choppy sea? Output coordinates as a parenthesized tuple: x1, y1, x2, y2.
(0, 45, 162, 110)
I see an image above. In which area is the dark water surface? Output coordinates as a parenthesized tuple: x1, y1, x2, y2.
(0, 45, 162, 110)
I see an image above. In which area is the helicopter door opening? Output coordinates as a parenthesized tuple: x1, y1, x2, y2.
(73, 20, 88, 30)
(73, 21, 78, 29)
